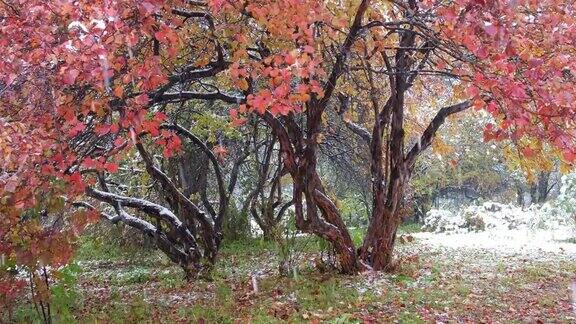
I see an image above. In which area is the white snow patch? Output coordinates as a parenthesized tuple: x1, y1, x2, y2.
(419, 193, 576, 257)
(414, 229, 576, 256)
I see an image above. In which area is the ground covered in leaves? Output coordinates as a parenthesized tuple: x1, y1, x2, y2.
(14, 227, 576, 323)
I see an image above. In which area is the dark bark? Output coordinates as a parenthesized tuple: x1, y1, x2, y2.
(80, 122, 239, 279)
(537, 171, 551, 204)
(530, 183, 538, 205)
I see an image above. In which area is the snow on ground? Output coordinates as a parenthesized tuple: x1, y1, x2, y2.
(417, 198, 576, 259)
(414, 230, 576, 258)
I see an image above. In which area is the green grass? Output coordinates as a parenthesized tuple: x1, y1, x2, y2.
(74, 230, 162, 263)
(398, 222, 423, 234)
(112, 267, 152, 285)
(349, 223, 422, 246)
(522, 265, 552, 281)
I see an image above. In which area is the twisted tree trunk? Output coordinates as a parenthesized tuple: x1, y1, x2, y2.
(78, 123, 238, 280)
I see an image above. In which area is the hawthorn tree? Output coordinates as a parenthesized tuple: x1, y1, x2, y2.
(204, 0, 575, 272)
(0, 0, 250, 282)
(202, 0, 576, 272)
(1, 0, 575, 286)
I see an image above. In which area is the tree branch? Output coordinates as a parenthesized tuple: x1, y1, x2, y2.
(155, 91, 243, 105)
(404, 100, 471, 168)
(315, 0, 371, 114)
(163, 123, 229, 232)
(337, 94, 372, 143)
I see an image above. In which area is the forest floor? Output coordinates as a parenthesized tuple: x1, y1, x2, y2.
(16, 225, 576, 323)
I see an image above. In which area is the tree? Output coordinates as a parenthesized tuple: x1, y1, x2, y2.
(0, 0, 246, 281)
(1, 0, 575, 281)
(240, 124, 294, 241)
(207, 0, 576, 272)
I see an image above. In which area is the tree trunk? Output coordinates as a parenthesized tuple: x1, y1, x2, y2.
(537, 171, 550, 204)
(261, 211, 281, 242)
(360, 188, 404, 271)
(262, 227, 278, 241)
(361, 211, 400, 270)
(334, 243, 358, 274)
(516, 183, 525, 207)
(529, 183, 538, 205)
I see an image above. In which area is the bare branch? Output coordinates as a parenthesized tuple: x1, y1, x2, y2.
(155, 91, 243, 105)
(405, 100, 471, 168)
(163, 123, 229, 230)
(337, 94, 372, 143)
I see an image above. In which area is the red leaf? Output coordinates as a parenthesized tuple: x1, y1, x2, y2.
(134, 94, 150, 105)
(63, 68, 79, 85)
(105, 163, 119, 173)
(522, 147, 534, 158)
(113, 137, 124, 147)
(94, 124, 111, 136)
(467, 85, 480, 98)
(563, 151, 576, 163)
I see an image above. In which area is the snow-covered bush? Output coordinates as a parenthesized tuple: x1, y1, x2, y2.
(422, 209, 459, 233)
(462, 210, 486, 232)
(424, 198, 575, 236)
(555, 173, 576, 222)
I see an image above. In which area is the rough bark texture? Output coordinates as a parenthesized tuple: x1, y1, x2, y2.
(537, 171, 551, 204)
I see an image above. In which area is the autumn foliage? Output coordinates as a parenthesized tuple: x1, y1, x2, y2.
(1, 0, 575, 309)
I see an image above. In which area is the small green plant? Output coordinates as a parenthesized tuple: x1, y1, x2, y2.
(12, 264, 82, 324)
(523, 265, 551, 280)
(215, 279, 234, 308)
(496, 260, 506, 273)
(399, 311, 424, 323)
(50, 263, 82, 323)
(328, 314, 361, 324)
(393, 274, 415, 285)
(180, 304, 234, 323)
(538, 296, 555, 308)
(107, 296, 152, 323)
(159, 272, 185, 289)
(454, 282, 471, 297)
(276, 212, 311, 277)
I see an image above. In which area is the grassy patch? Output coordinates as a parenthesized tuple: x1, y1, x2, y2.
(398, 222, 423, 234)
(112, 267, 152, 285)
(75, 230, 162, 263)
(19, 228, 571, 323)
(522, 265, 552, 281)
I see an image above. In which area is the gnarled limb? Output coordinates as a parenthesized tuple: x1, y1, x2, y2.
(405, 100, 471, 169)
